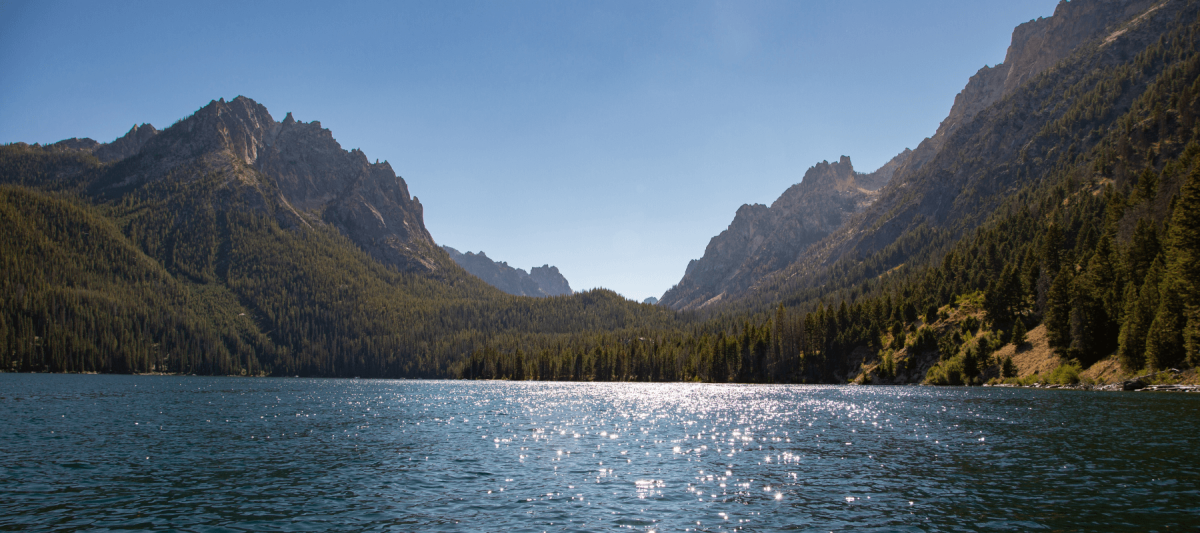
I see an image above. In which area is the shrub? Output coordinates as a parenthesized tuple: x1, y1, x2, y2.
(961, 316, 981, 333)
(925, 356, 965, 385)
(1046, 362, 1082, 384)
(877, 351, 896, 379)
(909, 326, 939, 353)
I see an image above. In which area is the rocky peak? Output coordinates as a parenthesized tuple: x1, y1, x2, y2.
(529, 265, 573, 296)
(84, 96, 439, 273)
(661, 155, 894, 309)
(48, 137, 100, 152)
(1000, 0, 1158, 95)
(443, 246, 574, 297)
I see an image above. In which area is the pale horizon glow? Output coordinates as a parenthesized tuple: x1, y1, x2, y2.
(0, 0, 1059, 301)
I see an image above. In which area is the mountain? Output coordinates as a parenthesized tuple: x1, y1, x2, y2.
(663, 0, 1163, 311)
(740, 0, 1178, 309)
(43, 97, 440, 273)
(660, 153, 903, 309)
(0, 97, 682, 377)
(443, 246, 573, 297)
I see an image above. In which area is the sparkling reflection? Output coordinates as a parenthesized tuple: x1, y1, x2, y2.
(1, 376, 1198, 531)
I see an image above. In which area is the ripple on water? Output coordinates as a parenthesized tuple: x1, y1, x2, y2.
(1, 376, 1199, 531)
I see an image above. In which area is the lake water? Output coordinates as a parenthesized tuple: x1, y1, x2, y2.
(2, 375, 1198, 532)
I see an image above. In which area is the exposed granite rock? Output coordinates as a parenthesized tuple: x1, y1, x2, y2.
(642, 297, 659, 305)
(443, 246, 573, 297)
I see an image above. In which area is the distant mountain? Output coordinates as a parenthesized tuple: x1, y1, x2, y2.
(443, 246, 573, 297)
(643, 297, 659, 305)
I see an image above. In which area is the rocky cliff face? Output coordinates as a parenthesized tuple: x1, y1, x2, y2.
(663, 0, 1167, 311)
(60, 96, 440, 273)
(443, 246, 573, 297)
(660, 153, 902, 309)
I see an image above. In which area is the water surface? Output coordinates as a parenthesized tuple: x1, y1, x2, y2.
(2, 375, 1198, 531)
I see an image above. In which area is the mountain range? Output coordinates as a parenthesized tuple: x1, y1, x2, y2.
(4, 0, 1199, 384)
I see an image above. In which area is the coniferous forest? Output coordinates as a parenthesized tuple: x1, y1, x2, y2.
(4, 1, 1200, 386)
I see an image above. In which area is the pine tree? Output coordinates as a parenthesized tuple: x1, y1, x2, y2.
(1012, 318, 1027, 348)
(1117, 278, 1154, 371)
(1045, 264, 1074, 352)
(1125, 219, 1161, 287)
(1145, 286, 1186, 370)
(1002, 355, 1017, 378)
(1164, 166, 1200, 367)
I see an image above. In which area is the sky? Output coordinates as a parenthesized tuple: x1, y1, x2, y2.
(0, 0, 1060, 302)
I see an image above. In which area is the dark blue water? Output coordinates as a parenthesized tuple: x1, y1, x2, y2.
(2, 375, 1198, 532)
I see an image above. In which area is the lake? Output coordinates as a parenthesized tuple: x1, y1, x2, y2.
(1, 375, 1197, 532)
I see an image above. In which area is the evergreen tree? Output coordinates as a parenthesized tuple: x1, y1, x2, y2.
(1125, 218, 1161, 288)
(1165, 167, 1200, 366)
(1045, 264, 1074, 352)
(1145, 286, 1186, 370)
(1012, 318, 1028, 348)
(1001, 355, 1017, 378)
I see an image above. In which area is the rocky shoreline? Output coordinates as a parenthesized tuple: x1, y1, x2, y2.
(985, 369, 1200, 392)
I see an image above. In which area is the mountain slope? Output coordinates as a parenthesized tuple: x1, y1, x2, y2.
(697, 0, 1178, 314)
(0, 99, 683, 377)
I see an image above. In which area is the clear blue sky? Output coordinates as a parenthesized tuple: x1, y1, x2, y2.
(1, 0, 1058, 302)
